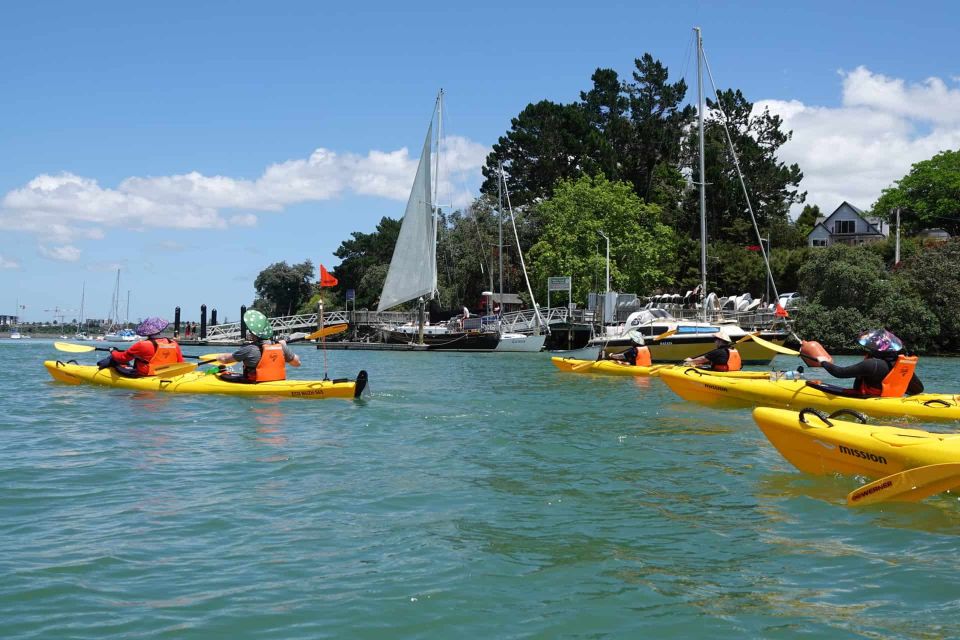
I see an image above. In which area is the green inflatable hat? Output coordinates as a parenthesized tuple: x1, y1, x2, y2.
(243, 309, 274, 339)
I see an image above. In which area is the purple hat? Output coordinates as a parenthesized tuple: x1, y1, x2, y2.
(135, 317, 169, 337)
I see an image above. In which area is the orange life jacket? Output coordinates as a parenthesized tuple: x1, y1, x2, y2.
(139, 338, 180, 375)
(856, 354, 918, 397)
(712, 347, 742, 372)
(635, 346, 652, 366)
(247, 342, 287, 382)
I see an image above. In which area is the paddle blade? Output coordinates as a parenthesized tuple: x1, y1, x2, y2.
(572, 360, 597, 372)
(737, 333, 800, 356)
(306, 324, 348, 340)
(54, 341, 96, 353)
(653, 329, 677, 341)
(847, 463, 960, 506)
(152, 362, 198, 378)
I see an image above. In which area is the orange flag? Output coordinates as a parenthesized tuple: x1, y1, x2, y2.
(319, 264, 339, 288)
(774, 303, 789, 318)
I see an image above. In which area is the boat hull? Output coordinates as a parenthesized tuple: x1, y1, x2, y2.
(44, 361, 366, 399)
(496, 334, 546, 352)
(594, 333, 788, 364)
(381, 328, 501, 351)
(753, 406, 960, 477)
(659, 367, 960, 421)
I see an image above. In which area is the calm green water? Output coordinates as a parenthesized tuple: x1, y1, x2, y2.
(3, 340, 960, 639)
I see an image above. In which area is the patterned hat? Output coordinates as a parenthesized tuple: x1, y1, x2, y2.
(135, 317, 168, 337)
(626, 329, 646, 346)
(243, 309, 274, 339)
(858, 328, 903, 353)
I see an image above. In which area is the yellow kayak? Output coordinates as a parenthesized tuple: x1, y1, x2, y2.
(753, 406, 960, 477)
(550, 357, 669, 376)
(550, 358, 773, 378)
(44, 360, 367, 399)
(659, 366, 960, 422)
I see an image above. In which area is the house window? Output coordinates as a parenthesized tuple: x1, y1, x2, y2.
(835, 220, 855, 234)
(812, 239, 827, 247)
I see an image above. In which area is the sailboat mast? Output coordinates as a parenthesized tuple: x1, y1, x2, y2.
(125, 290, 130, 326)
(695, 27, 708, 322)
(79, 282, 85, 333)
(497, 166, 504, 317)
(431, 89, 444, 300)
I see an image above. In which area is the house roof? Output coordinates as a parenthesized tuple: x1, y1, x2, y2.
(807, 201, 886, 239)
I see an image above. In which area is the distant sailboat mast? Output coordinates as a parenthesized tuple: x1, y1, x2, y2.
(432, 89, 443, 300)
(695, 26, 708, 323)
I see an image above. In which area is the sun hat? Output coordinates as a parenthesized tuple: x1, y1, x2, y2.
(857, 328, 903, 353)
(243, 309, 274, 340)
(626, 330, 646, 346)
(712, 327, 733, 343)
(135, 317, 169, 337)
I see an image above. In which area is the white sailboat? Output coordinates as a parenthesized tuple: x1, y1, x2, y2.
(581, 28, 787, 364)
(102, 269, 137, 341)
(9, 298, 23, 339)
(378, 91, 501, 351)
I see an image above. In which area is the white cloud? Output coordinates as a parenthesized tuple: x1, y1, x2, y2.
(38, 244, 81, 262)
(0, 135, 488, 245)
(758, 67, 960, 215)
(0, 254, 19, 269)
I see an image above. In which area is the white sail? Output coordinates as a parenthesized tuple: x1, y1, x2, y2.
(377, 123, 436, 312)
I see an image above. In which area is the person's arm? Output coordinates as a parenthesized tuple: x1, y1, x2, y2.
(685, 348, 720, 367)
(111, 340, 151, 364)
(819, 359, 881, 379)
(218, 348, 244, 365)
(280, 341, 301, 367)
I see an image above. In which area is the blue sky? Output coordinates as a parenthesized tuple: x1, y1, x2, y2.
(2, 1, 959, 323)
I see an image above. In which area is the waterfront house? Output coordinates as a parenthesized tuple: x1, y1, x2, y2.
(807, 202, 888, 247)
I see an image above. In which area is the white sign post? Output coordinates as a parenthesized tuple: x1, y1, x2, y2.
(547, 276, 572, 312)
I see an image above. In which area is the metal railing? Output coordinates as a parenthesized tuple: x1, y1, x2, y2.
(203, 306, 577, 342)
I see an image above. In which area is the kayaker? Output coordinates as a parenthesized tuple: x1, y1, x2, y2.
(96, 316, 184, 377)
(683, 328, 742, 371)
(814, 328, 924, 396)
(217, 310, 301, 383)
(605, 332, 652, 366)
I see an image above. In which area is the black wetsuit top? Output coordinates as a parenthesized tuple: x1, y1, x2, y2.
(701, 346, 731, 368)
(821, 356, 924, 396)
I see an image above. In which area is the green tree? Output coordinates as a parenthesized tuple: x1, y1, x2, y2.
(685, 89, 805, 245)
(894, 238, 960, 351)
(623, 54, 695, 201)
(792, 244, 939, 351)
(481, 53, 692, 208)
(252, 260, 316, 317)
(480, 101, 596, 207)
(332, 216, 401, 309)
(872, 149, 960, 235)
(527, 175, 676, 303)
(794, 204, 821, 238)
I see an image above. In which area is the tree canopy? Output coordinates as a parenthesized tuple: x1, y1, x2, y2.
(527, 175, 675, 303)
(872, 149, 960, 236)
(252, 260, 316, 317)
(331, 217, 401, 309)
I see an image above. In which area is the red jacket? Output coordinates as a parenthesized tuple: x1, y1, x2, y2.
(111, 338, 184, 376)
